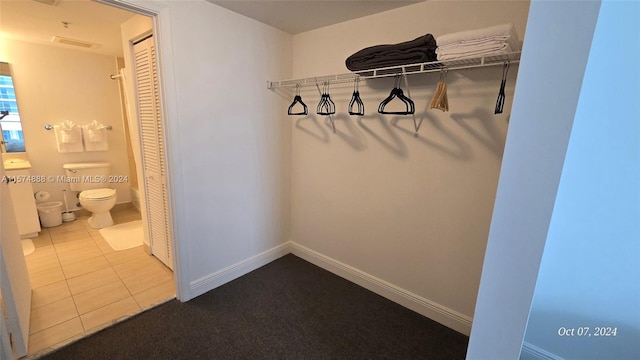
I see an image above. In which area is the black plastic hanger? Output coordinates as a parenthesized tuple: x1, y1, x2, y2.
(317, 82, 336, 115)
(287, 84, 308, 115)
(378, 75, 415, 115)
(348, 77, 365, 116)
(494, 61, 510, 114)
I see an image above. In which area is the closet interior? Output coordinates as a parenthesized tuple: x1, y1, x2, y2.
(282, 11, 528, 337)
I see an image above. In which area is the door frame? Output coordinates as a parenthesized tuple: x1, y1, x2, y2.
(0, 165, 32, 357)
(96, 0, 190, 301)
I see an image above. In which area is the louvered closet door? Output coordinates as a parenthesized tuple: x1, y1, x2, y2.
(133, 37, 173, 270)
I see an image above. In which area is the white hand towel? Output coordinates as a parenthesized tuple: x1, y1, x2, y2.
(82, 120, 109, 151)
(87, 129, 105, 142)
(54, 120, 84, 152)
(59, 129, 80, 143)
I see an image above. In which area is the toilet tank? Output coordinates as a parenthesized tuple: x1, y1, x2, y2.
(62, 162, 112, 191)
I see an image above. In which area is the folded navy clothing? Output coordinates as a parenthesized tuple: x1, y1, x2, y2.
(345, 34, 438, 71)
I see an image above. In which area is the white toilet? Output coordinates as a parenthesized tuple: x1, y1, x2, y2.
(63, 162, 117, 229)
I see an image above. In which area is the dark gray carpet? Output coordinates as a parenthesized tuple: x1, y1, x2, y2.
(41, 254, 468, 359)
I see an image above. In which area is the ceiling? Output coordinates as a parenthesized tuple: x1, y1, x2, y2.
(0, 0, 136, 57)
(0, 0, 423, 57)
(207, 1, 424, 35)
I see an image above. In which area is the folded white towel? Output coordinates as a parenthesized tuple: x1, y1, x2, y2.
(82, 120, 109, 151)
(437, 44, 514, 61)
(438, 35, 511, 48)
(435, 23, 520, 61)
(436, 23, 517, 47)
(87, 129, 105, 142)
(437, 37, 519, 58)
(59, 129, 81, 143)
(54, 120, 84, 152)
(437, 40, 509, 55)
(57, 119, 76, 131)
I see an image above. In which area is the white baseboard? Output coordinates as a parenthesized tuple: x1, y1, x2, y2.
(186, 241, 472, 336)
(189, 242, 291, 298)
(290, 242, 472, 335)
(520, 342, 564, 360)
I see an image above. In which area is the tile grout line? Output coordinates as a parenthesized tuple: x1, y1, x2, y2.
(26, 208, 175, 355)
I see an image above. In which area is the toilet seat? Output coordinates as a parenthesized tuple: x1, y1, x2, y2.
(80, 188, 116, 200)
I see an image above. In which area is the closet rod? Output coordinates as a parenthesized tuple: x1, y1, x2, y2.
(267, 52, 521, 89)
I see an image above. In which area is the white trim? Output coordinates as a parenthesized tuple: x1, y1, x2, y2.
(290, 242, 472, 335)
(188, 241, 473, 335)
(189, 242, 292, 298)
(520, 342, 565, 360)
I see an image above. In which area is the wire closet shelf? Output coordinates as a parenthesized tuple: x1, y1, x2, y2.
(267, 52, 521, 89)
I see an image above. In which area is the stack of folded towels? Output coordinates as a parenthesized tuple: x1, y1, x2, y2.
(435, 23, 518, 61)
(345, 34, 438, 71)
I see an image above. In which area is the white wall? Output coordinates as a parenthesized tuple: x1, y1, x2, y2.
(0, 38, 131, 207)
(293, 1, 529, 76)
(131, 0, 293, 298)
(522, 1, 640, 359)
(289, 1, 529, 334)
(466, 1, 602, 359)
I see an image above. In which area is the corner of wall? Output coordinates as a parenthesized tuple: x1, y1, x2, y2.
(189, 242, 292, 299)
(290, 242, 472, 335)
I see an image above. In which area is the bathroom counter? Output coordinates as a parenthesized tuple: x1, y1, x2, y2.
(2, 152, 31, 170)
(4, 159, 32, 170)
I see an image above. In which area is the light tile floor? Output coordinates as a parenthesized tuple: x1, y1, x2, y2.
(24, 206, 175, 357)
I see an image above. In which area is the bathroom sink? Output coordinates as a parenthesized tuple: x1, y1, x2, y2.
(3, 158, 32, 170)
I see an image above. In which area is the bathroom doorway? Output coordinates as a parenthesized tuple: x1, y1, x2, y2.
(0, 0, 180, 356)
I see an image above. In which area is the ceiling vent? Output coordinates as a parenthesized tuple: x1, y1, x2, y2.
(51, 36, 100, 49)
(32, 0, 60, 6)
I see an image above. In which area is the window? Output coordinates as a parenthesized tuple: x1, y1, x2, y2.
(0, 74, 25, 152)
